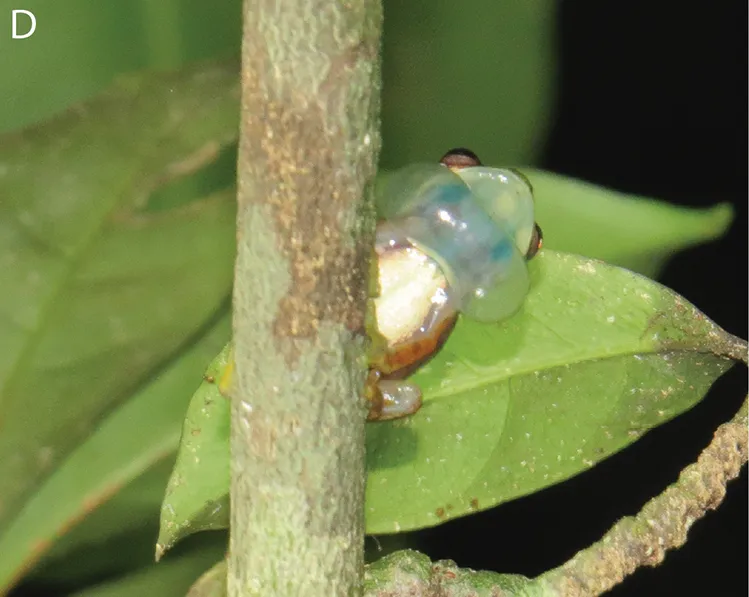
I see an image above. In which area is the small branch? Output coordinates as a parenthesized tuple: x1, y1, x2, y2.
(363, 550, 539, 596)
(533, 339, 748, 596)
(230, 1, 382, 596)
(533, 394, 748, 596)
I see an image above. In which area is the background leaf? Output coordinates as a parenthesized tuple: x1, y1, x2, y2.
(0, 60, 238, 530)
(0, 61, 238, 593)
(68, 536, 225, 597)
(380, 0, 556, 168)
(29, 460, 177, 587)
(0, 318, 230, 591)
(526, 170, 734, 277)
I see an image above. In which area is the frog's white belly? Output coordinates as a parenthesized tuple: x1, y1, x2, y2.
(374, 246, 456, 347)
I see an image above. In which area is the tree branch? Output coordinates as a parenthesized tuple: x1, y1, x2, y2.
(534, 394, 747, 596)
(533, 336, 748, 596)
(230, 0, 382, 595)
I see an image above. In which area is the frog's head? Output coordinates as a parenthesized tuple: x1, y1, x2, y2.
(439, 147, 543, 262)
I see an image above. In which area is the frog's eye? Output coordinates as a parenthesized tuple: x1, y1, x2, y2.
(439, 147, 483, 170)
(526, 223, 543, 260)
(453, 167, 536, 257)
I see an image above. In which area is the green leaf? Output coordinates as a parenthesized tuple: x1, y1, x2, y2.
(186, 560, 227, 597)
(68, 537, 225, 597)
(380, 0, 556, 168)
(157, 251, 737, 547)
(0, 317, 230, 592)
(29, 460, 175, 587)
(365, 251, 735, 533)
(157, 346, 232, 558)
(527, 169, 734, 277)
(0, 60, 239, 534)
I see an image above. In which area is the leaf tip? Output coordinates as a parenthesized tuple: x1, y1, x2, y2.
(154, 542, 166, 563)
(706, 202, 735, 236)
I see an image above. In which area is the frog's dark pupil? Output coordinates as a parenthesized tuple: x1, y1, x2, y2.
(440, 148, 482, 169)
(526, 223, 543, 260)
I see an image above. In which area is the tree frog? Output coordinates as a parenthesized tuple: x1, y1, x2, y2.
(365, 148, 543, 421)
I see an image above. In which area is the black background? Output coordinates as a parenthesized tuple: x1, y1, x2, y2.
(407, 2, 748, 595)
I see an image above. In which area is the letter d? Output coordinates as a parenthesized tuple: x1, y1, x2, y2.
(12, 10, 36, 39)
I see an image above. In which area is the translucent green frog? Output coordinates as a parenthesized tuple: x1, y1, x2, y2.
(365, 148, 542, 421)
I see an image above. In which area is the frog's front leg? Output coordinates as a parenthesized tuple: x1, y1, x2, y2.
(365, 368, 423, 422)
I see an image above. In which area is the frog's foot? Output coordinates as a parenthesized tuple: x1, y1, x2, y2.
(365, 369, 422, 422)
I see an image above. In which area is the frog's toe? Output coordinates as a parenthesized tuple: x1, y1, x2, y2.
(368, 380, 422, 422)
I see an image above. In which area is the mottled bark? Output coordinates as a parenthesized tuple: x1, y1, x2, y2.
(229, 1, 382, 595)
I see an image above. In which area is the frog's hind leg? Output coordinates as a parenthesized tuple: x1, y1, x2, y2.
(366, 369, 422, 422)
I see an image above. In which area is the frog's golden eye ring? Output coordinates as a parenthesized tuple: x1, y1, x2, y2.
(526, 223, 543, 260)
(440, 147, 482, 170)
